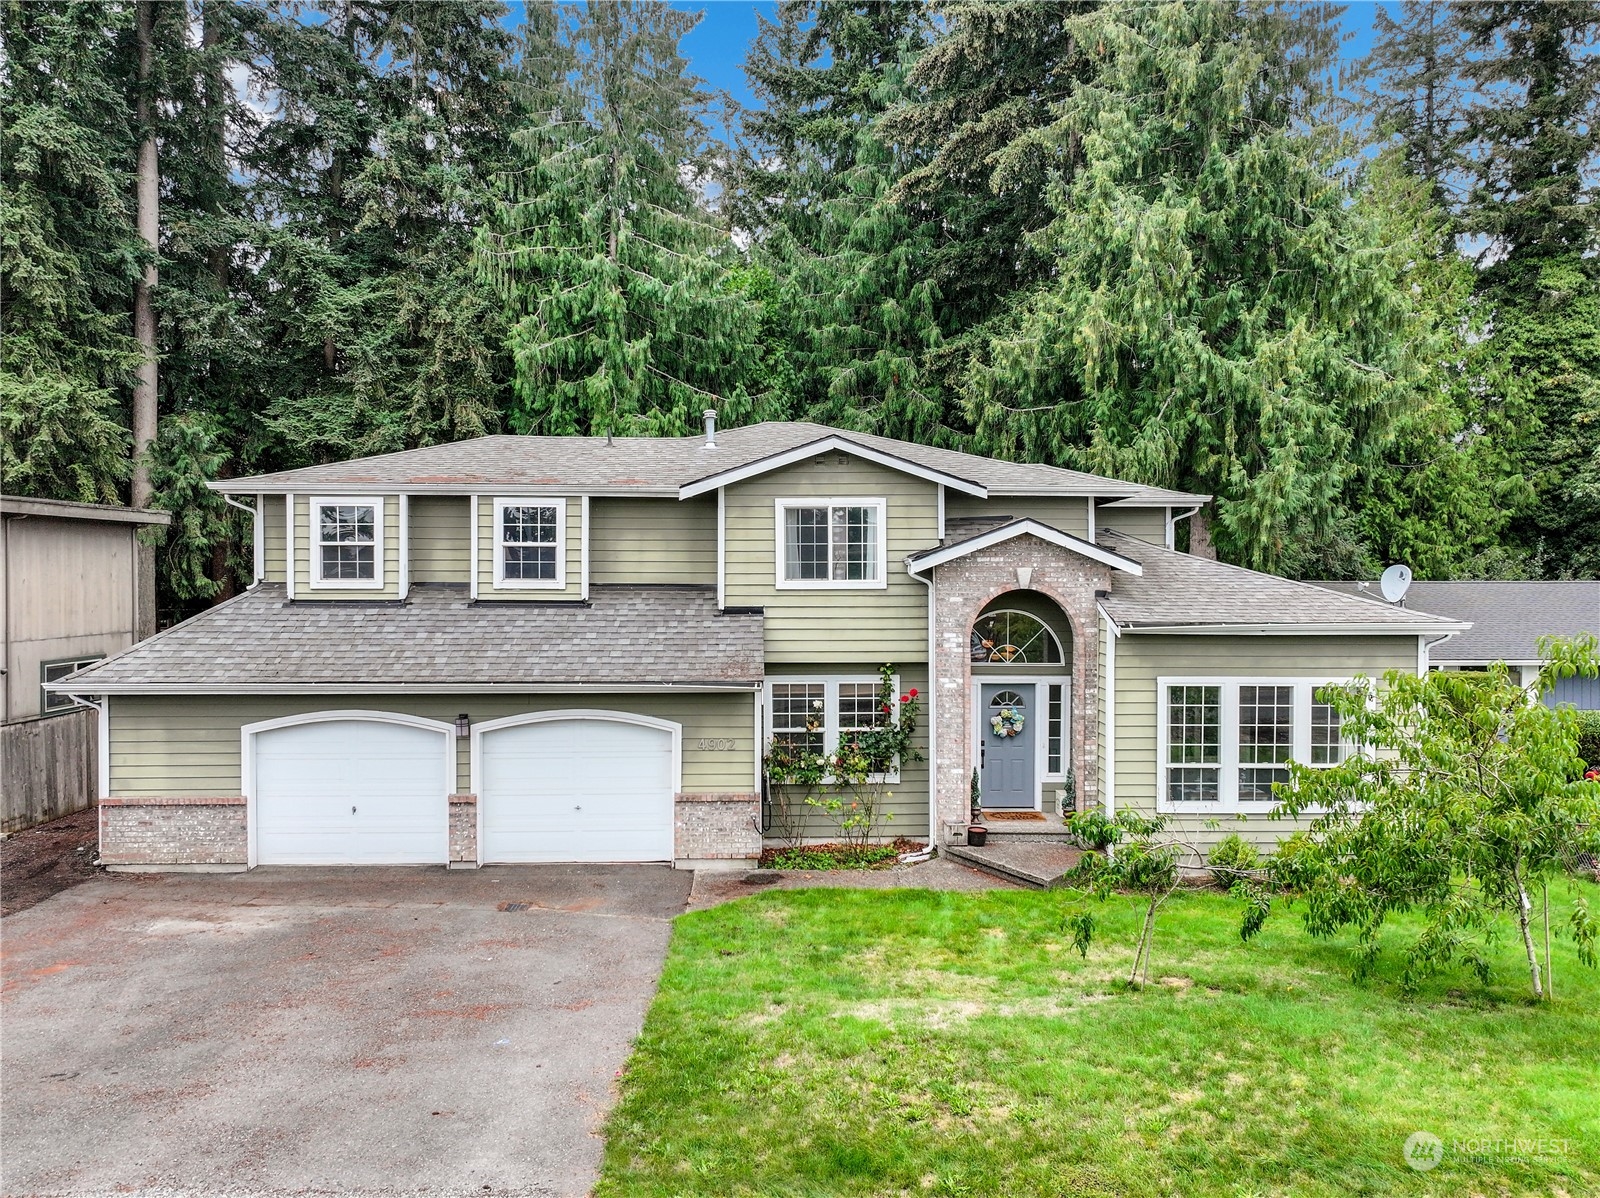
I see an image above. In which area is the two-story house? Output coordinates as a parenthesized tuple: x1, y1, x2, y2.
(46, 418, 1466, 870)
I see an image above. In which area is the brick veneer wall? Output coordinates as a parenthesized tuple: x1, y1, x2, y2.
(675, 792, 760, 861)
(99, 797, 247, 865)
(449, 794, 477, 863)
(932, 535, 1110, 844)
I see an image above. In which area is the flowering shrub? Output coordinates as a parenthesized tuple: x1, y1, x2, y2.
(763, 663, 923, 850)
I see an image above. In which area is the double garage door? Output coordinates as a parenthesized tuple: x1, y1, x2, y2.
(252, 714, 674, 865)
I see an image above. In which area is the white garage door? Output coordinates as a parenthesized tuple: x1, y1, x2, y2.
(253, 718, 450, 865)
(480, 717, 674, 863)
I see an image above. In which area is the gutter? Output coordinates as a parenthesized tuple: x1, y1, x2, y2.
(1119, 621, 1473, 636)
(41, 681, 765, 697)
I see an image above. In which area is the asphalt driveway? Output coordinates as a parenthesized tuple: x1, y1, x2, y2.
(1, 865, 692, 1198)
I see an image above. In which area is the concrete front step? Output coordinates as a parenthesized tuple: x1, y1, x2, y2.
(972, 818, 1077, 843)
(945, 840, 1084, 889)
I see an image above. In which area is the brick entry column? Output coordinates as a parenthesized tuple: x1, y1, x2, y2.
(931, 535, 1110, 844)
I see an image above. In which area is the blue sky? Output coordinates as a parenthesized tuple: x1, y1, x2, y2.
(667, 1, 1386, 114)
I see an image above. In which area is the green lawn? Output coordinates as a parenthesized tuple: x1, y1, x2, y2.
(598, 881, 1600, 1197)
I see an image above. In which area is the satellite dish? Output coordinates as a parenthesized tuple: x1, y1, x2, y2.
(1379, 563, 1413, 604)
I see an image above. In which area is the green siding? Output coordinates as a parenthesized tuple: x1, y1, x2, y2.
(409, 496, 470, 583)
(724, 454, 935, 663)
(944, 494, 1090, 539)
(108, 692, 758, 797)
(261, 496, 286, 581)
(762, 663, 931, 841)
(1100, 505, 1168, 547)
(1111, 633, 1420, 854)
(590, 496, 716, 585)
(292, 494, 401, 600)
(475, 496, 584, 600)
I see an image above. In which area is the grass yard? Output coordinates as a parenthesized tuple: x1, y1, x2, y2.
(598, 882, 1600, 1197)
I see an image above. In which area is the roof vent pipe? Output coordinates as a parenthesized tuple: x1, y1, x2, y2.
(703, 409, 717, 448)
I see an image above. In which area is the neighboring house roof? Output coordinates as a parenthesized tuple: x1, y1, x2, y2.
(207, 422, 1211, 504)
(44, 584, 764, 694)
(908, 518, 1144, 576)
(1098, 533, 1470, 634)
(1308, 580, 1600, 663)
(0, 495, 171, 527)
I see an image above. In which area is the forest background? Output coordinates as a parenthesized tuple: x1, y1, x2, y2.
(3, 0, 1596, 621)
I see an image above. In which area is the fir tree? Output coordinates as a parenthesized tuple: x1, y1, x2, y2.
(880, 0, 1098, 354)
(1355, 1, 1471, 204)
(729, 1, 948, 442)
(478, 1, 759, 437)
(1456, 1, 1600, 576)
(0, 0, 140, 502)
(965, 1, 1412, 572)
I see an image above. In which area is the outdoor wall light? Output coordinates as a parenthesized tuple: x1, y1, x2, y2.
(455, 713, 471, 738)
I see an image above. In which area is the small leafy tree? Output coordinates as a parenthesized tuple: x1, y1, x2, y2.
(1243, 636, 1600, 999)
(1061, 811, 1199, 988)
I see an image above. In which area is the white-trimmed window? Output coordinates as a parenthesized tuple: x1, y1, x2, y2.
(774, 498, 886, 588)
(493, 498, 566, 589)
(41, 656, 102, 713)
(1157, 677, 1355, 812)
(310, 497, 382, 588)
(765, 675, 901, 782)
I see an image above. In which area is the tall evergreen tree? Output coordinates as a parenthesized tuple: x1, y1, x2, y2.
(478, 1, 759, 437)
(880, 0, 1099, 358)
(728, 1, 948, 442)
(1355, 1, 1471, 204)
(965, 1, 1415, 572)
(0, 0, 140, 503)
(1456, 1, 1600, 576)
(255, 0, 518, 462)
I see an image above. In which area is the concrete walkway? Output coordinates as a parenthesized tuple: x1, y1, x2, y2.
(687, 855, 1019, 910)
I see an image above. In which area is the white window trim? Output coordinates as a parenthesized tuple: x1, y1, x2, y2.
(763, 674, 902, 784)
(773, 497, 889, 590)
(492, 497, 568, 590)
(1155, 676, 1356, 814)
(308, 495, 385, 590)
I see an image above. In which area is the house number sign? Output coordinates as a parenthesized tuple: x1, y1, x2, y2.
(696, 737, 738, 751)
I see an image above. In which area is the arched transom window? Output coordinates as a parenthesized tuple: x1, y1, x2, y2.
(970, 610, 1063, 665)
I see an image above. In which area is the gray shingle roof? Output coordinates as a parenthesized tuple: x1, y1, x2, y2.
(1099, 533, 1468, 631)
(1308, 581, 1599, 662)
(211, 422, 1207, 502)
(47, 584, 764, 693)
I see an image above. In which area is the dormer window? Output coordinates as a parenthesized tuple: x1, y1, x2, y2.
(775, 498, 886, 589)
(311, 497, 382, 589)
(494, 498, 566, 588)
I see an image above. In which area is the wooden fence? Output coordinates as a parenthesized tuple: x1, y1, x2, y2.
(2, 708, 97, 833)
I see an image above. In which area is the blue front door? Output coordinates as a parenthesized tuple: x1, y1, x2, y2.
(980, 684, 1035, 809)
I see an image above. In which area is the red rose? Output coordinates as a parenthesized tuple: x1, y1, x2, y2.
(908, 688, 918, 698)
(882, 703, 892, 712)
(899, 693, 909, 702)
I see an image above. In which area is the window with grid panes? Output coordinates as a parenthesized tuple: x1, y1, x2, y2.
(1238, 685, 1294, 800)
(1167, 684, 1221, 802)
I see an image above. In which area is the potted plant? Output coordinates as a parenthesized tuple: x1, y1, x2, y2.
(968, 768, 986, 845)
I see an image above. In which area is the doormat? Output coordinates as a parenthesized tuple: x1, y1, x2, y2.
(982, 811, 1048, 822)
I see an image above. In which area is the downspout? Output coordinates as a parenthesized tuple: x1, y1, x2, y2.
(76, 692, 110, 862)
(1168, 506, 1201, 552)
(223, 495, 261, 586)
(1097, 604, 1120, 821)
(911, 562, 939, 848)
